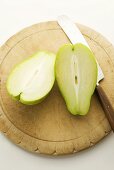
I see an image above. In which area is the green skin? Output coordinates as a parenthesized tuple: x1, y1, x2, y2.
(55, 43, 98, 115)
(6, 51, 56, 105)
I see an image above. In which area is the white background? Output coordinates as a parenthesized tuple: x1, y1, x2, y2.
(0, 0, 114, 170)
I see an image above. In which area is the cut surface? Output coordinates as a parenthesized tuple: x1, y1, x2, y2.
(7, 51, 56, 104)
(55, 43, 97, 115)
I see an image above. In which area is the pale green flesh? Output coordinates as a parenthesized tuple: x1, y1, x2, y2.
(55, 43, 97, 115)
(7, 51, 56, 104)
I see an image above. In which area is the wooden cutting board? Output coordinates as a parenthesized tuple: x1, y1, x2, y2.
(0, 21, 114, 155)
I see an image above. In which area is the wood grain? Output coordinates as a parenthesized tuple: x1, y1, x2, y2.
(0, 21, 114, 155)
(96, 85, 114, 132)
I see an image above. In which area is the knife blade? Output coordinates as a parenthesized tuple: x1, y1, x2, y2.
(57, 15, 114, 132)
(57, 15, 104, 85)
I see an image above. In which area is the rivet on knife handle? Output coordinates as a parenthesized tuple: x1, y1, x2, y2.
(96, 85, 114, 132)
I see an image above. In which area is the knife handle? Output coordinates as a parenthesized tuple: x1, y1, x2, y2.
(96, 85, 114, 132)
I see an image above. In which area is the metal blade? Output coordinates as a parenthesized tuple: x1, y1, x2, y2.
(96, 61, 104, 85)
(57, 15, 104, 84)
(57, 15, 89, 47)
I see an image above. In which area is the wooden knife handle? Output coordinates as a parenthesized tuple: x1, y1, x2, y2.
(96, 85, 114, 132)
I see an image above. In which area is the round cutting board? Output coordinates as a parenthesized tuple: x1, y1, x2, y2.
(0, 21, 114, 155)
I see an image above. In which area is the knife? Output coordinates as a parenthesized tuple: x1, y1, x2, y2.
(57, 15, 114, 132)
